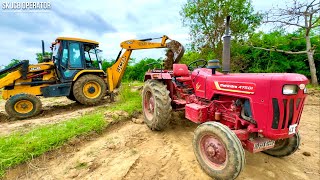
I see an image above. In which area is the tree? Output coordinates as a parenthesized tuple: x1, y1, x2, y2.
(123, 58, 161, 81)
(0, 59, 22, 78)
(36, 52, 52, 63)
(6, 59, 21, 68)
(246, 30, 319, 76)
(258, 0, 320, 85)
(180, 0, 261, 57)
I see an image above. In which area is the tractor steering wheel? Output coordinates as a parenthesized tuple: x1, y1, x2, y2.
(188, 59, 207, 71)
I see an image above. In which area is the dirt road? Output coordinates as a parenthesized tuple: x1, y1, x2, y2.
(2, 91, 320, 180)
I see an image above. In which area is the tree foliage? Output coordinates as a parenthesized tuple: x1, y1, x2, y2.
(180, 28, 320, 82)
(180, 0, 319, 84)
(94, 58, 162, 82)
(261, 0, 320, 85)
(123, 58, 162, 81)
(0, 59, 22, 78)
(36, 52, 53, 63)
(180, 0, 261, 57)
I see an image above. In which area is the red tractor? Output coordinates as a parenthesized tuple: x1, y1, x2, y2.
(142, 16, 308, 179)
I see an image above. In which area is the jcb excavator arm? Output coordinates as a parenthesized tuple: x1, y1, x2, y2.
(106, 35, 184, 92)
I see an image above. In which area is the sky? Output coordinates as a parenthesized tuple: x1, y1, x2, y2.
(0, 0, 289, 67)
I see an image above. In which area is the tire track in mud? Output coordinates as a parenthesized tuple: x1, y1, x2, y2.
(6, 114, 210, 180)
(5, 105, 320, 180)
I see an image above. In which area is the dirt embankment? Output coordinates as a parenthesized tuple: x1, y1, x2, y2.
(1, 90, 320, 180)
(0, 97, 111, 136)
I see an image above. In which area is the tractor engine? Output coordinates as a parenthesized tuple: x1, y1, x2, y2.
(185, 95, 245, 126)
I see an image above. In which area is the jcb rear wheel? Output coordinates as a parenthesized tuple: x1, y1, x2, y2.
(5, 93, 42, 119)
(263, 133, 300, 157)
(193, 122, 245, 180)
(73, 74, 106, 105)
(142, 80, 172, 131)
(67, 93, 79, 103)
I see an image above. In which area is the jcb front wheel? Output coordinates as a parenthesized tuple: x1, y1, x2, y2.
(193, 122, 245, 180)
(5, 93, 42, 119)
(73, 74, 106, 105)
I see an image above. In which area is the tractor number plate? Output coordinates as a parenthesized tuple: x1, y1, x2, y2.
(288, 124, 297, 135)
(253, 139, 275, 151)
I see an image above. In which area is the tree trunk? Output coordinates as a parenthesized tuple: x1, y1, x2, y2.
(305, 35, 318, 85)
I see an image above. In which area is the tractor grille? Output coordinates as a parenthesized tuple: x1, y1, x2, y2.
(272, 98, 305, 129)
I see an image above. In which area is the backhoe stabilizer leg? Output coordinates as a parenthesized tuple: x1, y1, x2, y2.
(110, 92, 115, 102)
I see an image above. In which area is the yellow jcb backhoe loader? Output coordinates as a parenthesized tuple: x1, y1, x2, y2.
(0, 35, 184, 119)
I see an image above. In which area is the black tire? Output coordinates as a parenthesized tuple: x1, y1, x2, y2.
(73, 74, 106, 105)
(5, 93, 42, 119)
(263, 133, 300, 157)
(193, 122, 245, 180)
(142, 80, 172, 131)
(67, 92, 81, 103)
(66, 93, 77, 102)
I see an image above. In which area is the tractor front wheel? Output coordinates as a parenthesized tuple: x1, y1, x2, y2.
(193, 122, 245, 180)
(263, 132, 300, 157)
(5, 93, 42, 119)
(142, 80, 172, 131)
(73, 74, 106, 105)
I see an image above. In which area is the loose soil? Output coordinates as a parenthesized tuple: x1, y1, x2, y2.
(1, 90, 319, 180)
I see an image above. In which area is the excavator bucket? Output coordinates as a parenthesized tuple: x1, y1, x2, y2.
(164, 40, 185, 69)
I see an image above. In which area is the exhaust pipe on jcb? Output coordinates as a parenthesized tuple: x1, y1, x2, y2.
(222, 16, 231, 74)
(42, 40, 45, 57)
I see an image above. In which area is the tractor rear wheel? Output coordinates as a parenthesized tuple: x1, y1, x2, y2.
(142, 80, 172, 131)
(263, 133, 300, 157)
(193, 122, 245, 180)
(73, 74, 106, 105)
(5, 93, 42, 119)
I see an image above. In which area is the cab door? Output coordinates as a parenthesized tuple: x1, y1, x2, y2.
(58, 41, 85, 82)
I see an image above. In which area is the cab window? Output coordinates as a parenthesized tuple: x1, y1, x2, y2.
(84, 44, 99, 68)
(69, 42, 82, 68)
(61, 48, 68, 68)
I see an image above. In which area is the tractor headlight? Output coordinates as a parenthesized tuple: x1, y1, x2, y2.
(283, 85, 298, 95)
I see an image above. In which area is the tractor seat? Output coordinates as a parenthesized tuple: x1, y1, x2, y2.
(173, 64, 191, 82)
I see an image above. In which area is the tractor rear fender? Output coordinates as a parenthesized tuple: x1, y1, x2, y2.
(144, 72, 172, 81)
(144, 73, 174, 99)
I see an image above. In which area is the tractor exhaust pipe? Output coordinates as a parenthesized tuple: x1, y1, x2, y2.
(42, 40, 45, 56)
(222, 16, 231, 74)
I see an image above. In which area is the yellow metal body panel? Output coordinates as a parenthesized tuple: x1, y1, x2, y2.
(73, 70, 106, 81)
(56, 37, 99, 45)
(2, 85, 46, 100)
(0, 61, 56, 99)
(0, 71, 22, 89)
(120, 37, 168, 50)
(107, 50, 132, 92)
(107, 35, 170, 92)
(107, 68, 114, 91)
